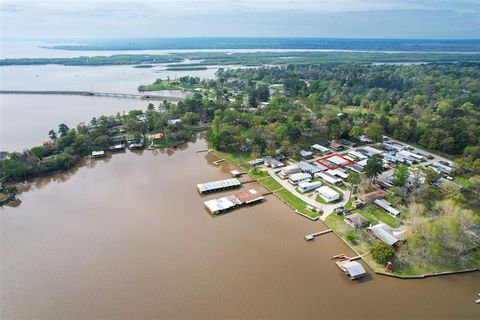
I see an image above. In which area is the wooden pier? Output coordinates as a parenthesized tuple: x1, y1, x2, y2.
(0, 90, 185, 101)
(196, 149, 209, 153)
(213, 159, 226, 165)
(304, 229, 333, 241)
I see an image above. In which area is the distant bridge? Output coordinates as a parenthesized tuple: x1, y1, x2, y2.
(0, 90, 185, 101)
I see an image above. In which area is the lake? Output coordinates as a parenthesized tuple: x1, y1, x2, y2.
(1, 137, 478, 319)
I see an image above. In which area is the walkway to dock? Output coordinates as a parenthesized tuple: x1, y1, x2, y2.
(304, 229, 333, 241)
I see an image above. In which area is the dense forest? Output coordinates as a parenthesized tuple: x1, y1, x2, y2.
(207, 63, 480, 158)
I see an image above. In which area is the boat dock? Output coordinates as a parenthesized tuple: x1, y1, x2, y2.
(197, 178, 242, 194)
(204, 189, 265, 214)
(304, 229, 333, 241)
(196, 149, 209, 153)
(213, 159, 226, 165)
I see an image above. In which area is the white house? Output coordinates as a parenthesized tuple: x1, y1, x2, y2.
(298, 181, 322, 193)
(316, 186, 340, 202)
(314, 171, 343, 185)
(311, 144, 330, 153)
(288, 172, 311, 185)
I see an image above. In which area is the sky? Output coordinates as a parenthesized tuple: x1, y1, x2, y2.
(0, 0, 479, 39)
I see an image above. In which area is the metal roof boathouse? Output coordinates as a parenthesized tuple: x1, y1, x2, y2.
(197, 178, 242, 194)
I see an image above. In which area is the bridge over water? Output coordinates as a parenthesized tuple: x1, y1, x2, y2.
(0, 90, 185, 101)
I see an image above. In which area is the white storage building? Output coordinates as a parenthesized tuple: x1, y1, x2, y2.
(316, 186, 340, 203)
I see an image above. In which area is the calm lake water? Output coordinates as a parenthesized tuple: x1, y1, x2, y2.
(1, 137, 479, 319)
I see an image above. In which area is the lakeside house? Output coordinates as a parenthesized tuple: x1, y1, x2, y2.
(91, 150, 105, 159)
(374, 199, 400, 217)
(344, 213, 369, 228)
(316, 186, 340, 202)
(264, 156, 284, 168)
(279, 165, 302, 179)
(298, 180, 322, 193)
(146, 132, 164, 142)
(366, 223, 400, 246)
(108, 144, 125, 152)
(288, 172, 311, 185)
(248, 158, 264, 167)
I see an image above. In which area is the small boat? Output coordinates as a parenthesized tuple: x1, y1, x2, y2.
(475, 298, 480, 304)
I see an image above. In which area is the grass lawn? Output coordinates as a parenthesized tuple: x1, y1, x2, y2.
(248, 168, 269, 179)
(213, 150, 253, 166)
(356, 204, 401, 228)
(258, 176, 283, 191)
(275, 189, 321, 219)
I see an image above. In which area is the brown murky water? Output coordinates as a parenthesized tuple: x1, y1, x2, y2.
(1, 137, 479, 319)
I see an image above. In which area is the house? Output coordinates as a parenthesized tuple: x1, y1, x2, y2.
(264, 156, 284, 169)
(288, 172, 311, 185)
(339, 139, 357, 148)
(298, 161, 321, 174)
(366, 223, 400, 246)
(42, 140, 53, 146)
(357, 189, 387, 204)
(348, 150, 368, 160)
(358, 135, 372, 143)
(248, 158, 264, 167)
(279, 165, 302, 179)
(374, 199, 400, 217)
(108, 144, 126, 152)
(91, 150, 105, 159)
(146, 132, 164, 142)
(311, 144, 330, 153)
(344, 213, 369, 228)
(298, 181, 322, 193)
(316, 186, 340, 202)
(137, 113, 147, 121)
(431, 162, 452, 175)
(330, 141, 344, 151)
(327, 168, 349, 179)
(327, 155, 349, 167)
(167, 118, 182, 125)
(314, 171, 343, 185)
(300, 150, 313, 159)
(345, 163, 364, 173)
(357, 146, 383, 157)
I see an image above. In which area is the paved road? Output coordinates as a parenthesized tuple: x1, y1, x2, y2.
(267, 169, 351, 220)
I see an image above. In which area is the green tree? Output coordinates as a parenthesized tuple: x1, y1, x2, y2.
(346, 172, 362, 193)
(349, 125, 363, 139)
(48, 129, 57, 140)
(393, 164, 409, 187)
(364, 154, 384, 181)
(364, 123, 384, 143)
(370, 241, 395, 264)
(58, 123, 70, 137)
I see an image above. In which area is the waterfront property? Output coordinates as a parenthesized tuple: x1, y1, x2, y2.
(203, 189, 264, 214)
(366, 223, 401, 246)
(298, 180, 322, 193)
(344, 213, 369, 229)
(108, 144, 126, 152)
(316, 186, 340, 203)
(146, 132, 164, 142)
(264, 156, 284, 168)
(197, 178, 242, 194)
(91, 150, 105, 159)
(279, 165, 302, 179)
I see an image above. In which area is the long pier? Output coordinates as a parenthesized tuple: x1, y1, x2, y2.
(0, 90, 185, 101)
(304, 229, 333, 241)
